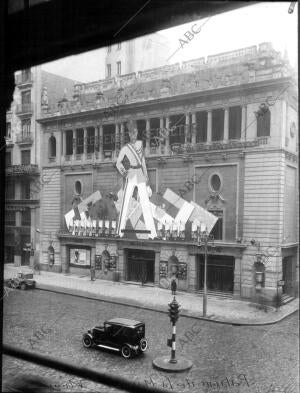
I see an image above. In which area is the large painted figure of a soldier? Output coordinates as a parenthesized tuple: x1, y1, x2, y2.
(116, 120, 157, 239)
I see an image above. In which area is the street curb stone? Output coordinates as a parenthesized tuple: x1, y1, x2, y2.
(36, 283, 299, 326)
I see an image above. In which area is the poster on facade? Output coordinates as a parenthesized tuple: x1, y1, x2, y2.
(70, 248, 91, 267)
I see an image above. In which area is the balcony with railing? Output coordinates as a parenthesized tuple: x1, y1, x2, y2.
(16, 132, 33, 145)
(6, 164, 39, 176)
(15, 71, 33, 86)
(16, 103, 34, 116)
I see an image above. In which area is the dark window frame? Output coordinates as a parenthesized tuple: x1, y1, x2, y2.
(107, 63, 111, 78)
(21, 149, 31, 165)
(5, 211, 16, 226)
(21, 208, 31, 226)
(257, 108, 271, 137)
(212, 108, 224, 141)
(49, 135, 56, 158)
(229, 106, 242, 140)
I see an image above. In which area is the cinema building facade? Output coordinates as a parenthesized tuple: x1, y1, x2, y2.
(37, 42, 298, 301)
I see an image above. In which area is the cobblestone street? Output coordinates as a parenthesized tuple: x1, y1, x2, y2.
(2, 289, 299, 393)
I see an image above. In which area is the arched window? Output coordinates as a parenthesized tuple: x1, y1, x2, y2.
(49, 135, 56, 157)
(257, 108, 271, 137)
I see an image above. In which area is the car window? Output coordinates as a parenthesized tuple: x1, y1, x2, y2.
(136, 326, 144, 335)
(110, 325, 122, 336)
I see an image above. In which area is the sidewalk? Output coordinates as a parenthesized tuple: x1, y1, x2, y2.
(3, 264, 298, 325)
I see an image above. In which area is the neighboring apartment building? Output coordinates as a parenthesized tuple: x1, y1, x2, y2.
(37, 42, 298, 301)
(105, 33, 172, 79)
(5, 67, 76, 266)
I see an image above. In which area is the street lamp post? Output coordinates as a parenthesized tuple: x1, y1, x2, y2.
(195, 226, 214, 318)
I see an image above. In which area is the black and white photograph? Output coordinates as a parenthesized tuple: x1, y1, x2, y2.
(1, 1, 299, 392)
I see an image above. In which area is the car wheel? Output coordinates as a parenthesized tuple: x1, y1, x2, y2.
(20, 283, 27, 290)
(82, 334, 93, 348)
(121, 345, 132, 359)
(139, 338, 148, 352)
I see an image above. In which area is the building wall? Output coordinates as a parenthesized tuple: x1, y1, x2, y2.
(242, 149, 285, 298)
(40, 168, 62, 270)
(284, 164, 297, 243)
(105, 33, 172, 77)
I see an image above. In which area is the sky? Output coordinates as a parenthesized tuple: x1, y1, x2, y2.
(42, 2, 298, 83)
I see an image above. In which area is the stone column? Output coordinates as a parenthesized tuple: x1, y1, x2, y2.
(120, 123, 125, 147)
(146, 119, 150, 155)
(241, 105, 246, 140)
(72, 129, 76, 161)
(233, 257, 242, 299)
(99, 125, 103, 161)
(185, 113, 190, 144)
(158, 117, 164, 155)
(155, 251, 160, 286)
(115, 123, 119, 156)
(191, 112, 196, 144)
(91, 248, 96, 272)
(165, 116, 170, 155)
(188, 254, 197, 292)
(61, 244, 68, 273)
(83, 127, 88, 158)
(224, 108, 229, 142)
(63, 131, 66, 162)
(57, 132, 61, 165)
(207, 110, 212, 144)
(118, 248, 125, 281)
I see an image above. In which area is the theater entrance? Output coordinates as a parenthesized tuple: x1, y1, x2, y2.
(198, 255, 234, 293)
(126, 249, 155, 284)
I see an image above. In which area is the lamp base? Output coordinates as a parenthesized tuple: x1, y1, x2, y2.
(152, 356, 193, 372)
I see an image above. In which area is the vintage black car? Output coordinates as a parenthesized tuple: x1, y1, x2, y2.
(4, 272, 36, 290)
(82, 318, 148, 359)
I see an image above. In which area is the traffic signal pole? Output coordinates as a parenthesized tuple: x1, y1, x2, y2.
(153, 280, 192, 372)
(168, 296, 179, 364)
(170, 322, 176, 363)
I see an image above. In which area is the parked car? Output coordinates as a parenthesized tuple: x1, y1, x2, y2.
(82, 318, 148, 359)
(4, 272, 36, 290)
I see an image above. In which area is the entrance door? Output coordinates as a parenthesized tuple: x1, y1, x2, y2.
(198, 255, 234, 292)
(282, 257, 294, 295)
(21, 235, 31, 266)
(126, 249, 155, 284)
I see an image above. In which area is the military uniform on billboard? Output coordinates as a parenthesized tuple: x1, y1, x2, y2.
(116, 140, 157, 239)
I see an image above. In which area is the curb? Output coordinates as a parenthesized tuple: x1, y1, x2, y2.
(35, 283, 299, 326)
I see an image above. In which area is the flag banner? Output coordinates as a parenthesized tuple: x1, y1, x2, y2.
(189, 201, 218, 234)
(64, 190, 102, 228)
(77, 190, 102, 215)
(150, 192, 179, 219)
(112, 187, 217, 240)
(162, 189, 195, 224)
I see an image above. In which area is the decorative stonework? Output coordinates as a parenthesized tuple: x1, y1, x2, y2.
(160, 247, 188, 263)
(95, 242, 117, 256)
(285, 151, 298, 163)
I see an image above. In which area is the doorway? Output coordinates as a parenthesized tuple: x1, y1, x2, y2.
(198, 255, 234, 292)
(282, 256, 294, 296)
(126, 249, 155, 284)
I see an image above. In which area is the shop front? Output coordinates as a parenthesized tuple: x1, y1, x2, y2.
(125, 249, 155, 284)
(197, 255, 235, 293)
